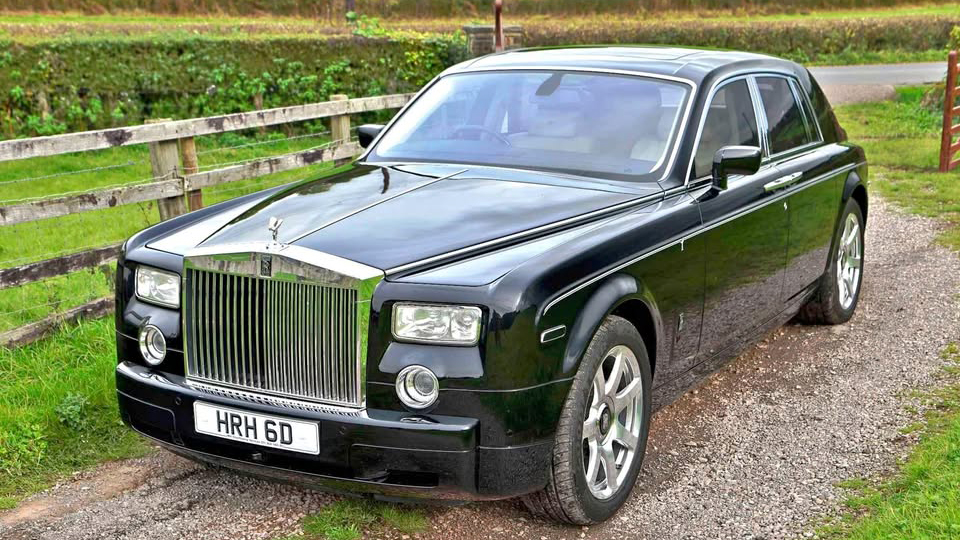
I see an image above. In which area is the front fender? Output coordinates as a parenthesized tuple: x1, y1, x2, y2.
(560, 273, 660, 374)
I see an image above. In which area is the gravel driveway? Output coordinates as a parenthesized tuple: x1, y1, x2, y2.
(2, 196, 959, 540)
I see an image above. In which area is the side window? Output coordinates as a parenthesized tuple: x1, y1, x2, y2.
(693, 79, 760, 178)
(756, 76, 813, 155)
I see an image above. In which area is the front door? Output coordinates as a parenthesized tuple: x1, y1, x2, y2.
(689, 77, 790, 358)
(753, 75, 841, 300)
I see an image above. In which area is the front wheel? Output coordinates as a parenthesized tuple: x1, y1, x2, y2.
(522, 315, 652, 524)
(796, 198, 865, 324)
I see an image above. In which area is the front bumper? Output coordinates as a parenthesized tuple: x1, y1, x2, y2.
(116, 362, 551, 501)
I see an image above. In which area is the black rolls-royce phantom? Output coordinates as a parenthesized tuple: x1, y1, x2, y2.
(116, 47, 867, 524)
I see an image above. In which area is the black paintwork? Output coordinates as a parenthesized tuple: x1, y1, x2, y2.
(116, 46, 867, 500)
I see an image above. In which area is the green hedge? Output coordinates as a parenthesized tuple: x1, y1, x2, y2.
(523, 15, 959, 63)
(0, 33, 467, 138)
(0, 15, 955, 139)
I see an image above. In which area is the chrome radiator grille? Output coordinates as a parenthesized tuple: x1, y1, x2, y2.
(183, 264, 364, 408)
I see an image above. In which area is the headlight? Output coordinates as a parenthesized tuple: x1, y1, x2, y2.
(392, 303, 482, 345)
(135, 266, 181, 308)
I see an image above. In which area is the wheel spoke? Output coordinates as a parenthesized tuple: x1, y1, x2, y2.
(584, 440, 599, 484)
(592, 368, 605, 406)
(846, 254, 861, 269)
(582, 412, 599, 441)
(605, 351, 625, 396)
(600, 444, 619, 492)
(843, 220, 856, 247)
(845, 273, 857, 296)
(613, 378, 642, 414)
(615, 423, 639, 452)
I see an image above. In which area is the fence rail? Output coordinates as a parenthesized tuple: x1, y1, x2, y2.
(0, 91, 414, 347)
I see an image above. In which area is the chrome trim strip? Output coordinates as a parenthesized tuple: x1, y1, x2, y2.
(540, 325, 567, 344)
(187, 380, 363, 416)
(384, 191, 664, 276)
(361, 66, 697, 186)
(285, 168, 468, 245)
(542, 161, 863, 315)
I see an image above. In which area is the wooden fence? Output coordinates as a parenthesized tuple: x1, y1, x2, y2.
(941, 50, 960, 172)
(0, 92, 413, 347)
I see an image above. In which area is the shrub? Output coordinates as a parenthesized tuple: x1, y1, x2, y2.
(55, 393, 90, 431)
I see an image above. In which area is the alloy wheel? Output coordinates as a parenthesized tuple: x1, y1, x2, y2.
(836, 212, 862, 310)
(581, 345, 644, 500)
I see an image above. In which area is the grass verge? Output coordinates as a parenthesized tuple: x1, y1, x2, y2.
(276, 499, 429, 540)
(817, 345, 960, 539)
(816, 90, 960, 538)
(0, 317, 150, 507)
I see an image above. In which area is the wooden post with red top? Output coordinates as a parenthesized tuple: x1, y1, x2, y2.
(940, 51, 960, 172)
(494, 0, 504, 53)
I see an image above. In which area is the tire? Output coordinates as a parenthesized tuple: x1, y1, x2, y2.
(796, 198, 865, 325)
(522, 315, 652, 525)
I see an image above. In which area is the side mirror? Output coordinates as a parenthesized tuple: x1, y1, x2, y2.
(711, 146, 762, 191)
(357, 124, 385, 149)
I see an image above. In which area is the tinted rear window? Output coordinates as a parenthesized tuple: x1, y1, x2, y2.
(757, 76, 812, 155)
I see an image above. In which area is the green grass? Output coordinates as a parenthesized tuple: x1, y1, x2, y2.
(276, 499, 429, 540)
(835, 86, 960, 251)
(0, 132, 340, 332)
(819, 370, 960, 539)
(0, 317, 150, 503)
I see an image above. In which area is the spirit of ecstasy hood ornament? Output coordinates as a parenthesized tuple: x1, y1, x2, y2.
(267, 217, 284, 244)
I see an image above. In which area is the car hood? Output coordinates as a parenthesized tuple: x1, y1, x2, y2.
(148, 163, 659, 272)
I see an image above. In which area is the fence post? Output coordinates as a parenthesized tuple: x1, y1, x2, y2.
(330, 94, 352, 166)
(146, 119, 188, 221)
(180, 136, 203, 210)
(941, 51, 959, 172)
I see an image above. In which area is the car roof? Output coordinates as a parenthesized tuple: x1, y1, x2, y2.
(448, 46, 807, 87)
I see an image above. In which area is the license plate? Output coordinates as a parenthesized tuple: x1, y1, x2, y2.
(193, 402, 319, 455)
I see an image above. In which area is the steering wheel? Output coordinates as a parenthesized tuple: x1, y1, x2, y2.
(451, 125, 512, 146)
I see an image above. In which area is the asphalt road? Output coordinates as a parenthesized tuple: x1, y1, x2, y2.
(810, 61, 945, 86)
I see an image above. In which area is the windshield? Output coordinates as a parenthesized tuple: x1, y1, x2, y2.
(367, 70, 690, 181)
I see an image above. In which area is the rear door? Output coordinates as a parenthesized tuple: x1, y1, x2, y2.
(693, 77, 789, 358)
(754, 76, 840, 301)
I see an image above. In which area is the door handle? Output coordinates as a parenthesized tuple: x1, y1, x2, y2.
(763, 172, 803, 193)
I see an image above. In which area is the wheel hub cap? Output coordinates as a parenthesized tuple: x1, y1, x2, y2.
(581, 345, 644, 501)
(598, 406, 612, 437)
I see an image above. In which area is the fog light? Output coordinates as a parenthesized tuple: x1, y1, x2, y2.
(395, 365, 439, 409)
(138, 324, 166, 366)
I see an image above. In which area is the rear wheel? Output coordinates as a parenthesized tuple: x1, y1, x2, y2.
(522, 315, 651, 524)
(797, 198, 865, 324)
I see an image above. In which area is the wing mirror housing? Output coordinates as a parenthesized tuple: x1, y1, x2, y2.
(712, 146, 762, 191)
(357, 124, 385, 149)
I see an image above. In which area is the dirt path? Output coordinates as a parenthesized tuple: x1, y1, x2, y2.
(2, 196, 958, 540)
